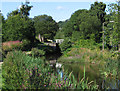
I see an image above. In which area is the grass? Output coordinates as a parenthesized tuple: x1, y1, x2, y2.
(2, 51, 98, 89)
(58, 47, 117, 64)
(0, 62, 2, 90)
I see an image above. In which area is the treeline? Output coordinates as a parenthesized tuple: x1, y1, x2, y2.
(1, 2, 58, 43)
(1, 1, 119, 51)
(55, 2, 119, 51)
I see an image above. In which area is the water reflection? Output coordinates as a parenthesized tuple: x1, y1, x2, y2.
(102, 78, 120, 89)
(61, 62, 120, 90)
(46, 53, 120, 90)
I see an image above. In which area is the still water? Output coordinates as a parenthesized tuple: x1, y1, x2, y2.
(46, 53, 120, 89)
(62, 62, 120, 89)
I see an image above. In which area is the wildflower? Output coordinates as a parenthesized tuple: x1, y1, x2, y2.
(30, 73, 32, 76)
(35, 67, 38, 69)
(51, 73, 53, 76)
(26, 69, 29, 72)
(59, 84, 61, 87)
(49, 83, 51, 85)
(22, 84, 25, 88)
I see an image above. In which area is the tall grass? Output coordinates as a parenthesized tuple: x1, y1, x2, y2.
(58, 47, 116, 64)
(0, 63, 2, 90)
(2, 51, 98, 90)
(58, 39, 117, 63)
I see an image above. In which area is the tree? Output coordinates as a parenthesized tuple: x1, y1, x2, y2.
(2, 1, 35, 42)
(62, 20, 74, 38)
(90, 1, 106, 24)
(104, 3, 119, 50)
(7, 1, 32, 18)
(20, 1, 33, 18)
(54, 29, 65, 39)
(62, 8, 102, 43)
(1, 13, 6, 42)
(7, 9, 20, 18)
(33, 15, 58, 40)
(3, 14, 35, 42)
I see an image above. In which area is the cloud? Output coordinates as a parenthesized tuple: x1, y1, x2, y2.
(56, 6, 64, 10)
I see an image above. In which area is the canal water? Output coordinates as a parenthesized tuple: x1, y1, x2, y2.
(46, 53, 120, 89)
(62, 62, 120, 89)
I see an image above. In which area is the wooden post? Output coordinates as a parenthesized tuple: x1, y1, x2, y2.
(102, 22, 105, 52)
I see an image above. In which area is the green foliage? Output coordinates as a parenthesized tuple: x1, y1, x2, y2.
(62, 21, 74, 37)
(48, 71, 98, 89)
(105, 59, 118, 77)
(104, 3, 119, 51)
(2, 51, 51, 89)
(59, 38, 72, 52)
(90, 1, 106, 24)
(2, 42, 22, 58)
(20, 1, 33, 18)
(74, 39, 98, 50)
(58, 39, 117, 63)
(31, 48, 45, 58)
(0, 62, 2, 89)
(33, 15, 58, 40)
(54, 30, 65, 39)
(36, 43, 56, 54)
(2, 15, 35, 42)
(71, 31, 82, 42)
(21, 39, 31, 51)
(7, 1, 32, 18)
(58, 20, 68, 29)
(62, 8, 102, 43)
(2, 51, 98, 89)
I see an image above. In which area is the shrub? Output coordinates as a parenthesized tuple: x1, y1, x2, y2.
(31, 48, 45, 58)
(2, 51, 51, 89)
(2, 41, 22, 58)
(54, 30, 65, 39)
(20, 39, 31, 51)
(60, 38, 72, 52)
(2, 41, 22, 50)
(71, 31, 81, 42)
(2, 51, 98, 89)
(74, 39, 98, 50)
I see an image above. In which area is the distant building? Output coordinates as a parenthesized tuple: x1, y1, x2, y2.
(55, 39, 64, 44)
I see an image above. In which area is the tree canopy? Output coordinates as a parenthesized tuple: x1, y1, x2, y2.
(58, 1, 107, 44)
(33, 15, 58, 40)
(2, 2, 35, 42)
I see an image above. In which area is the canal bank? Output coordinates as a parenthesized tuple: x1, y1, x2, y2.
(45, 51, 120, 90)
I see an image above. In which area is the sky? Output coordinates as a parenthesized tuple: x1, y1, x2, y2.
(1, 0, 117, 22)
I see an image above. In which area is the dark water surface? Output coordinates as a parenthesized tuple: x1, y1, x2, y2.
(62, 62, 120, 89)
(46, 53, 120, 89)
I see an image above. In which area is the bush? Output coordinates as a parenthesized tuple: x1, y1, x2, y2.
(31, 48, 45, 58)
(2, 51, 98, 89)
(2, 51, 51, 89)
(74, 39, 98, 50)
(2, 41, 22, 58)
(20, 39, 31, 51)
(71, 31, 81, 42)
(60, 38, 72, 52)
(54, 30, 65, 39)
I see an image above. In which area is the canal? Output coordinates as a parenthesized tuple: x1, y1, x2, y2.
(46, 53, 120, 89)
